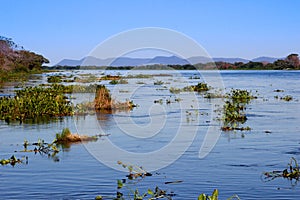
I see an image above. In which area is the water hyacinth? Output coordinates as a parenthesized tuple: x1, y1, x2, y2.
(0, 85, 73, 122)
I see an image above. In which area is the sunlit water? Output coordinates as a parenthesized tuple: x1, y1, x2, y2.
(0, 70, 300, 199)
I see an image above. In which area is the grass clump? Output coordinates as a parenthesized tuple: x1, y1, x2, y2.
(55, 128, 99, 144)
(75, 85, 136, 115)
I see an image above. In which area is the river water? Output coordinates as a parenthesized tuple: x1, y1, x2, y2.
(0, 70, 299, 199)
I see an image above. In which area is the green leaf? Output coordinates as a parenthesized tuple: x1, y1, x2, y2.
(117, 179, 123, 189)
(212, 189, 219, 200)
(198, 194, 206, 200)
(147, 189, 154, 196)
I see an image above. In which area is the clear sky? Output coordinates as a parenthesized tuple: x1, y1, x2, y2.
(1, 0, 300, 65)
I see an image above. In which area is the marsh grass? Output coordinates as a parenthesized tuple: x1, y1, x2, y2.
(55, 128, 98, 144)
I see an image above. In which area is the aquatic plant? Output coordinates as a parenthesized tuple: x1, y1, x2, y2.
(0, 155, 26, 166)
(94, 85, 135, 111)
(281, 95, 293, 101)
(189, 82, 209, 92)
(109, 79, 119, 84)
(170, 82, 209, 94)
(263, 157, 300, 182)
(198, 189, 240, 200)
(227, 89, 257, 103)
(100, 75, 121, 80)
(55, 128, 100, 144)
(74, 75, 98, 83)
(221, 89, 256, 132)
(0, 85, 73, 122)
(117, 161, 152, 180)
(169, 87, 181, 94)
(47, 75, 63, 83)
(154, 80, 164, 85)
(198, 189, 218, 200)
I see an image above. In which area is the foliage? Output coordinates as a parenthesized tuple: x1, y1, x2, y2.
(221, 89, 256, 131)
(100, 75, 121, 80)
(117, 161, 152, 180)
(0, 36, 49, 72)
(94, 85, 135, 111)
(0, 155, 25, 166)
(154, 80, 164, 85)
(189, 82, 209, 92)
(55, 128, 100, 144)
(47, 75, 63, 83)
(198, 189, 218, 200)
(263, 157, 300, 182)
(170, 82, 209, 94)
(0, 85, 73, 123)
(227, 89, 257, 103)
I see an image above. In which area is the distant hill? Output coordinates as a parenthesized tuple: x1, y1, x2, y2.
(213, 57, 250, 63)
(251, 56, 280, 63)
(55, 55, 281, 67)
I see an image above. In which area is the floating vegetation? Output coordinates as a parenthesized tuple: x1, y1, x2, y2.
(0, 155, 26, 166)
(154, 97, 181, 105)
(109, 80, 119, 84)
(274, 89, 284, 92)
(281, 95, 293, 101)
(204, 92, 225, 99)
(198, 189, 219, 200)
(18, 138, 60, 162)
(0, 85, 73, 122)
(227, 88, 257, 103)
(189, 75, 201, 79)
(221, 89, 256, 132)
(198, 189, 240, 200)
(109, 79, 128, 85)
(75, 85, 135, 115)
(105, 161, 174, 200)
(100, 75, 121, 80)
(117, 161, 152, 180)
(263, 157, 300, 182)
(169, 87, 181, 94)
(71, 84, 99, 93)
(170, 82, 209, 94)
(274, 95, 293, 101)
(221, 126, 251, 131)
(125, 73, 172, 79)
(154, 80, 164, 85)
(47, 75, 63, 83)
(55, 128, 104, 144)
(74, 75, 98, 83)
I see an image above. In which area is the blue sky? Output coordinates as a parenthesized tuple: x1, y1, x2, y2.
(1, 0, 300, 65)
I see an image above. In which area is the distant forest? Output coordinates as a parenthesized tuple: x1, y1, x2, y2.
(50, 53, 300, 70)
